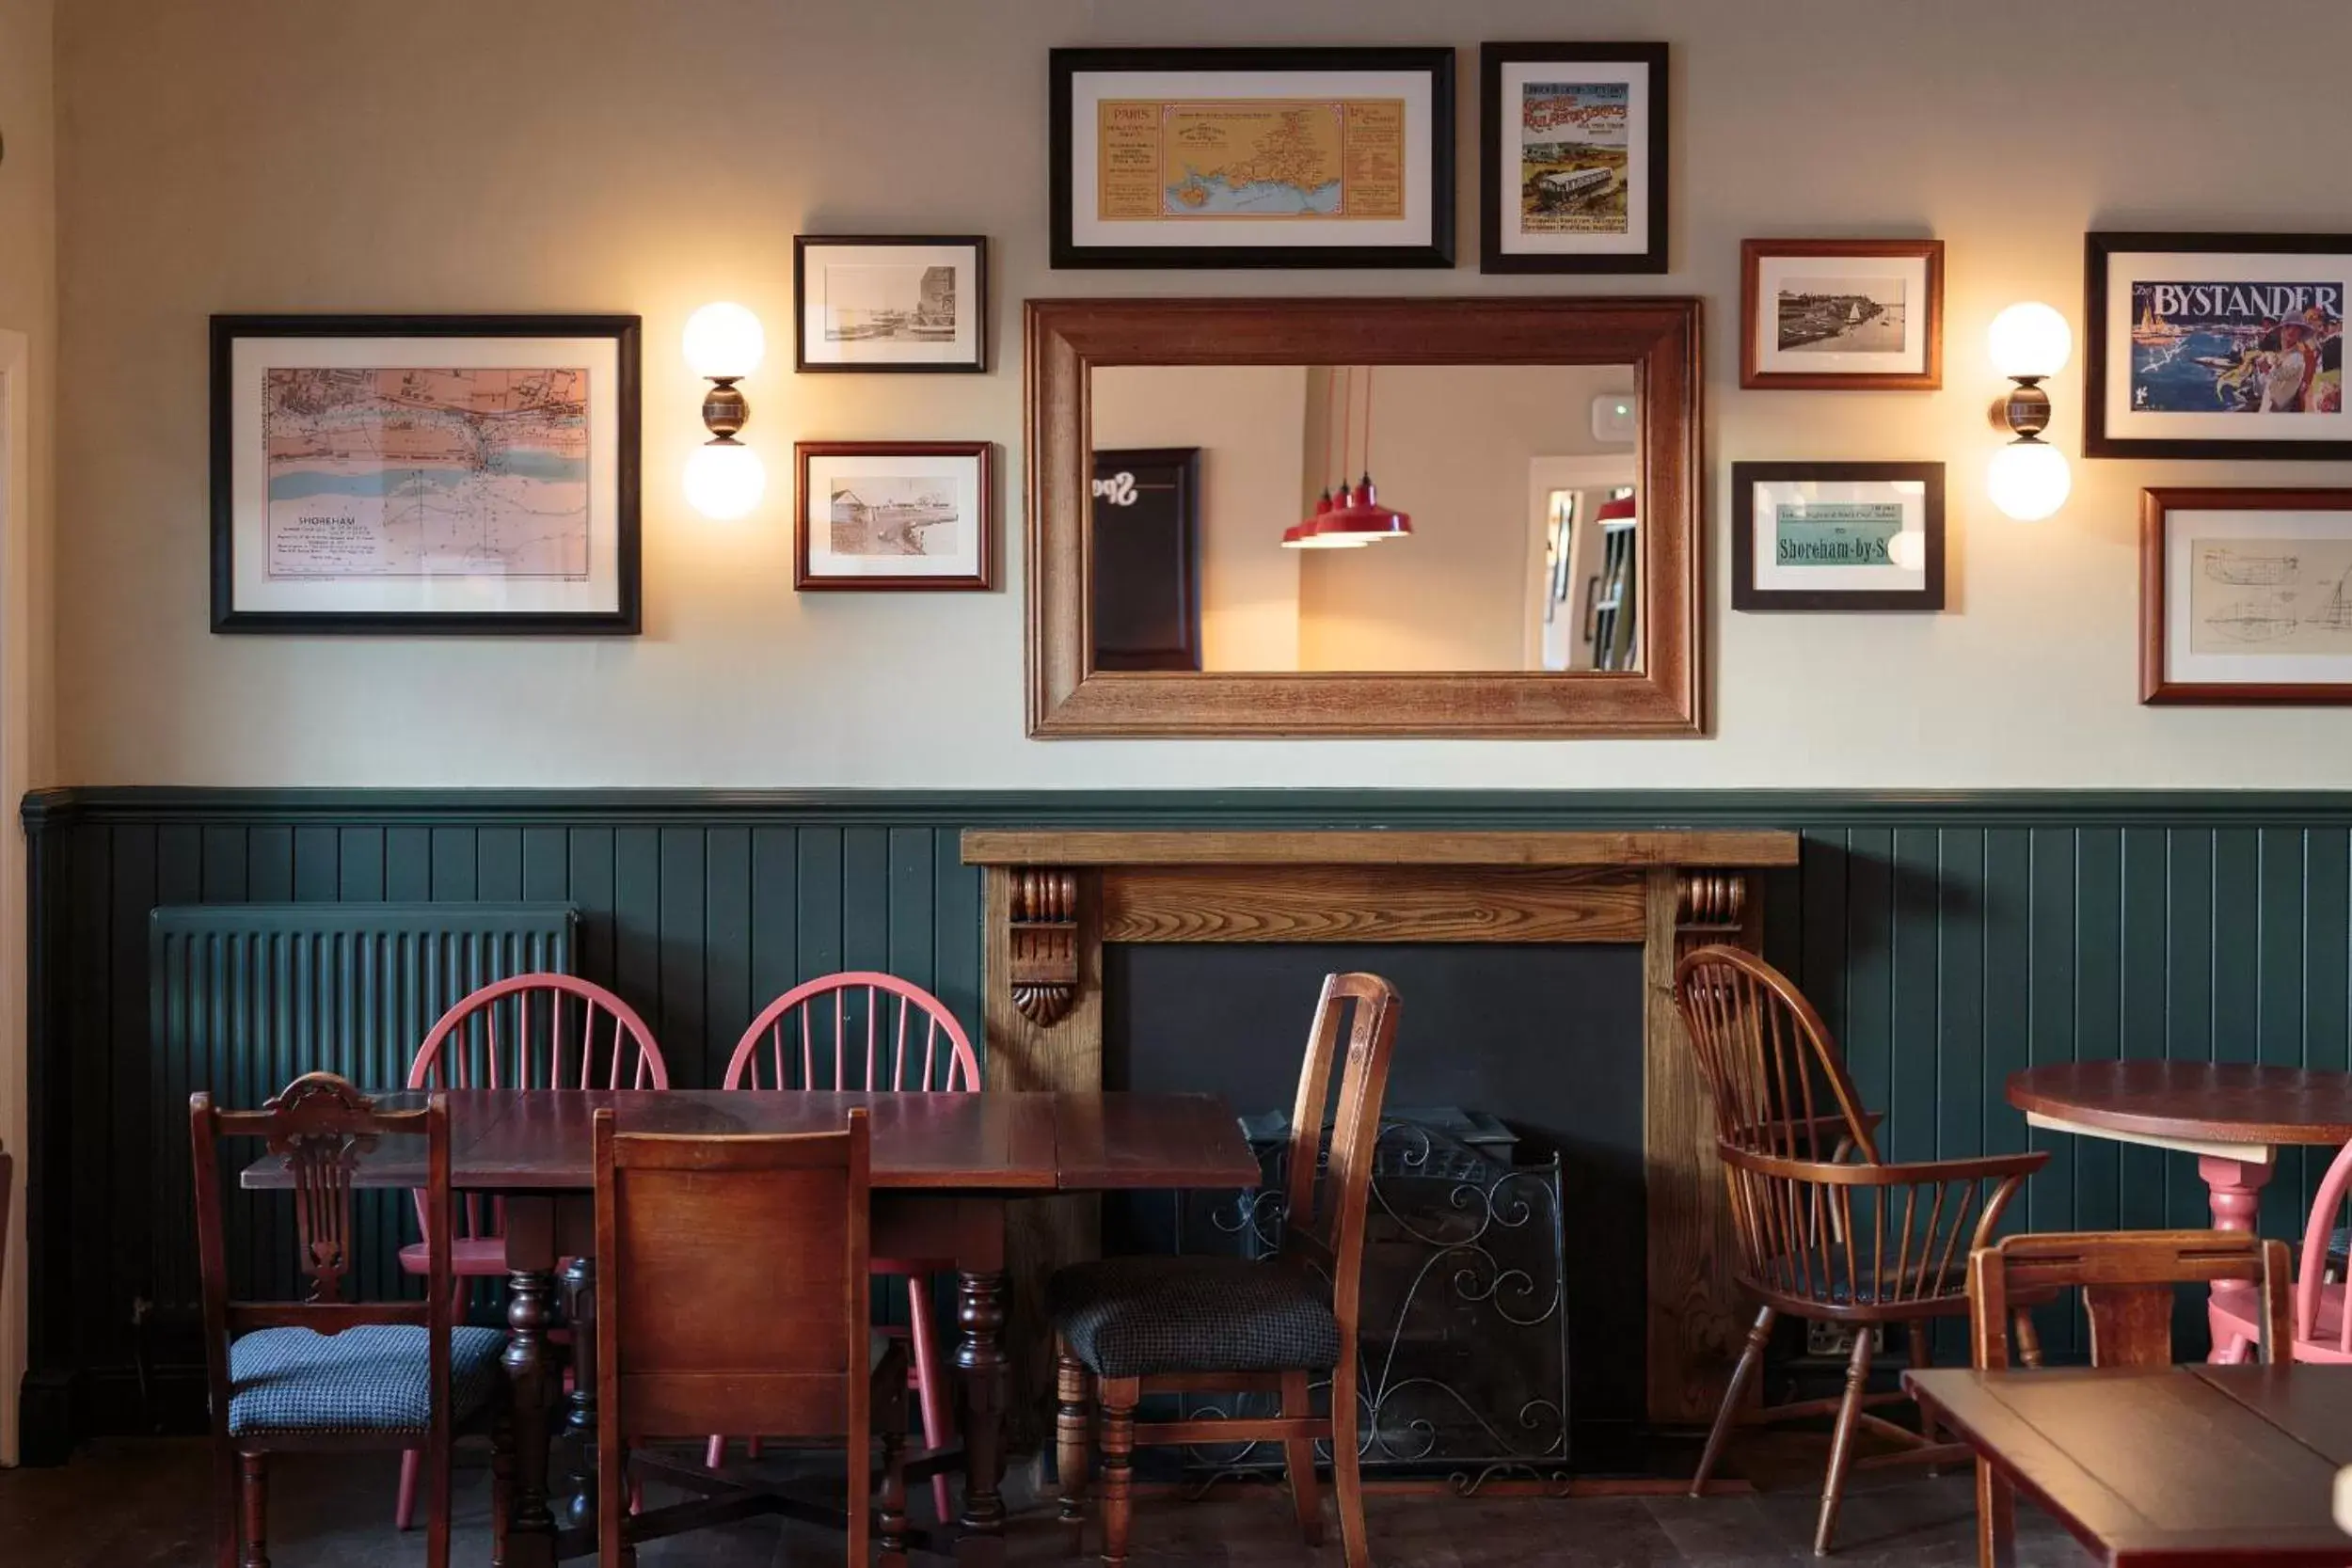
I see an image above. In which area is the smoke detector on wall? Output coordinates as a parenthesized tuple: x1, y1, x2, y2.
(1591, 393, 1637, 445)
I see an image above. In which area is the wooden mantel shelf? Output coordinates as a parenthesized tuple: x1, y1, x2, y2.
(961, 829, 1800, 868)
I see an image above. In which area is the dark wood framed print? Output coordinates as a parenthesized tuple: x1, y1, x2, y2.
(210, 314, 641, 634)
(1048, 47, 1454, 270)
(1732, 461, 1945, 612)
(1479, 42, 1667, 275)
(793, 235, 986, 373)
(2140, 486, 2352, 704)
(1740, 239, 1943, 390)
(1089, 447, 1201, 672)
(793, 440, 993, 592)
(2088, 232, 2352, 459)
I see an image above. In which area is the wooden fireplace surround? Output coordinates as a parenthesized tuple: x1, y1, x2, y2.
(964, 829, 1803, 1429)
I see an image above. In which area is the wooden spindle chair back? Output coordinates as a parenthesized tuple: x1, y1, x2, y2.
(2295, 1137, 2352, 1355)
(1972, 1230, 2294, 1370)
(721, 972, 978, 1093)
(593, 1107, 878, 1565)
(190, 1074, 459, 1563)
(1278, 973, 1403, 1326)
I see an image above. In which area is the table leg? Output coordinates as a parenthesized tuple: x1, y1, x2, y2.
(561, 1255, 597, 1530)
(2198, 1153, 2276, 1365)
(956, 1267, 1009, 1567)
(502, 1200, 562, 1568)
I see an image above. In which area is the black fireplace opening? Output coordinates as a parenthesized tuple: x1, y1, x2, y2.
(1102, 941, 1648, 1479)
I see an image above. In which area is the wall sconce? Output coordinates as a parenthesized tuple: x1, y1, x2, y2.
(1985, 302, 2074, 522)
(682, 301, 767, 519)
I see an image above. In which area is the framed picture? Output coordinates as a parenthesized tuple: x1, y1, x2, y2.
(210, 314, 640, 634)
(1732, 461, 1945, 611)
(794, 235, 986, 373)
(794, 440, 994, 592)
(1740, 239, 1944, 390)
(1090, 447, 1201, 671)
(2140, 487, 2352, 704)
(2087, 232, 2352, 459)
(1048, 46, 1454, 269)
(1479, 42, 1667, 275)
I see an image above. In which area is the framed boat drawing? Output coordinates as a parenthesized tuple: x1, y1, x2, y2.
(210, 313, 642, 634)
(2141, 486, 2352, 704)
(1048, 46, 1455, 269)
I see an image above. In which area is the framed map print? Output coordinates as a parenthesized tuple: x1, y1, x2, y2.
(794, 440, 994, 592)
(1479, 42, 1668, 275)
(2088, 232, 2352, 459)
(2141, 487, 2352, 704)
(1732, 462, 1944, 612)
(210, 314, 641, 634)
(1049, 46, 1454, 269)
(794, 235, 986, 373)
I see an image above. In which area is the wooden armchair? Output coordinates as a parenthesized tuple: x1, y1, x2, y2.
(190, 1073, 507, 1568)
(1966, 1230, 2293, 1568)
(1674, 945, 2048, 1555)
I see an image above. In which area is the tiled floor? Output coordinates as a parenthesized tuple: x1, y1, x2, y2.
(0, 1438, 2089, 1566)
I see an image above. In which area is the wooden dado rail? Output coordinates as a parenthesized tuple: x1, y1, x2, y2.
(962, 829, 1803, 1430)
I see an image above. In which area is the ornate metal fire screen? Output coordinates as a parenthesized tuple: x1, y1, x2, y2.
(1169, 1107, 1571, 1493)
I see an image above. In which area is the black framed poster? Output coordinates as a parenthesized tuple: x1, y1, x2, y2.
(1089, 446, 1201, 671)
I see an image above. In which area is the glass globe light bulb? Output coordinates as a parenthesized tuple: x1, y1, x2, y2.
(1988, 302, 2073, 381)
(683, 302, 766, 380)
(684, 441, 767, 520)
(1986, 441, 2071, 522)
(1884, 529, 1926, 572)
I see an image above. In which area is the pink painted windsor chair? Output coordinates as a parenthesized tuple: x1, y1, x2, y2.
(2211, 1133, 2352, 1364)
(707, 971, 978, 1520)
(393, 973, 668, 1531)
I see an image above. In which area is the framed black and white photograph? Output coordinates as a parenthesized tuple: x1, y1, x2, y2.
(1479, 42, 1667, 275)
(1089, 446, 1200, 671)
(210, 313, 641, 634)
(1740, 240, 1944, 390)
(794, 440, 994, 592)
(1049, 46, 1454, 269)
(1732, 461, 1945, 611)
(2087, 231, 2352, 459)
(794, 235, 986, 373)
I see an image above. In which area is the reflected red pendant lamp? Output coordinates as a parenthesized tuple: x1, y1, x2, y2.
(1319, 365, 1412, 544)
(1283, 365, 1371, 548)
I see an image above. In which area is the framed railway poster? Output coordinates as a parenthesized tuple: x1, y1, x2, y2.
(1048, 46, 1455, 269)
(1479, 42, 1669, 274)
(2088, 232, 2352, 460)
(793, 440, 994, 592)
(210, 314, 642, 634)
(1740, 239, 1944, 390)
(2140, 486, 2352, 705)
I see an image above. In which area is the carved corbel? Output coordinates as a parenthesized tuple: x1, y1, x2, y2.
(1674, 870, 1751, 953)
(1008, 868, 1080, 1026)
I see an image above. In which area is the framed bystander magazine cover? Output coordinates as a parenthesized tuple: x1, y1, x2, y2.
(2088, 232, 2352, 459)
(1732, 462, 1944, 612)
(1049, 47, 1454, 269)
(1479, 42, 1668, 274)
(210, 314, 641, 634)
(2141, 487, 2352, 704)
(795, 440, 994, 592)
(794, 235, 986, 373)
(1740, 240, 1943, 390)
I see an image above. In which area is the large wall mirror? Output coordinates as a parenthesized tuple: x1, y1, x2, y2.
(1025, 297, 1701, 736)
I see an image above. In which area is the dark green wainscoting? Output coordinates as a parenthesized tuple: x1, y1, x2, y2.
(21, 786, 2352, 1461)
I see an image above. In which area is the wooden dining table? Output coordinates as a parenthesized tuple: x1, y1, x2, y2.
(1907, 1362, 2352, 1565)
(242, 1087, 1260, 1568)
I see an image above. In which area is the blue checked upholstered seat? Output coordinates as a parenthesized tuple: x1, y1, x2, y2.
(227, 1323, 507, 1437)
(1047, 1255, 1340, 1381)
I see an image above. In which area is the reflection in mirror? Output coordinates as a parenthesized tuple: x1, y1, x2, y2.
(1090, 364, 1640, 674)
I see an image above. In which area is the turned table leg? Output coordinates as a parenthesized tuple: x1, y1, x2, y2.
(2199, 1152, 2276, 1364)
(956, 1266, 1010, 1566)
(501, 1198, 562, 1568)
(562, 1254, 598, 1529)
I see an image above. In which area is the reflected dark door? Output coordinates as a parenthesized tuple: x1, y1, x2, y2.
(1089, 446, 1201, 672)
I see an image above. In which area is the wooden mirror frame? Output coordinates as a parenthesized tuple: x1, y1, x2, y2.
(1025, 296, 1704, 737)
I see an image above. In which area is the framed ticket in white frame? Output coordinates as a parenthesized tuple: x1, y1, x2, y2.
(1481, 42, 1668, 275)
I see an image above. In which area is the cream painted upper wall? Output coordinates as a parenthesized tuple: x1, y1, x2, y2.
(51, 0, 2352, 788)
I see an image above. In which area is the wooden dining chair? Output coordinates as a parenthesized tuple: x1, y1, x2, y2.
(191, 1072, 508, 1568)
(1049, 972, 1401, 1568)
(2210, 1134, 2352, 1364)
(1673, 945, 2048, 1556)
(711, 972, 979, 1519)
(593, 1105, 909, 1568)
(392, 972, 667, 1530)
(1967, 1229, 2293, 1568)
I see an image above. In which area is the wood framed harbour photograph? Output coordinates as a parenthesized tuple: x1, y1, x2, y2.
(1732, 461, 1944, 612)
(793, 439, 994, 592)
(793, 235, 986, 373)
(1089, 446, 1201, 671)
(1740, 239, 1944, 390)
(210, 313, 641, 635)
(2087, 231, 2352, 459)
(1479, 42, 1668, 275)
(1048, 46, 1454, 270)
(2140, 486, 2352, 704)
